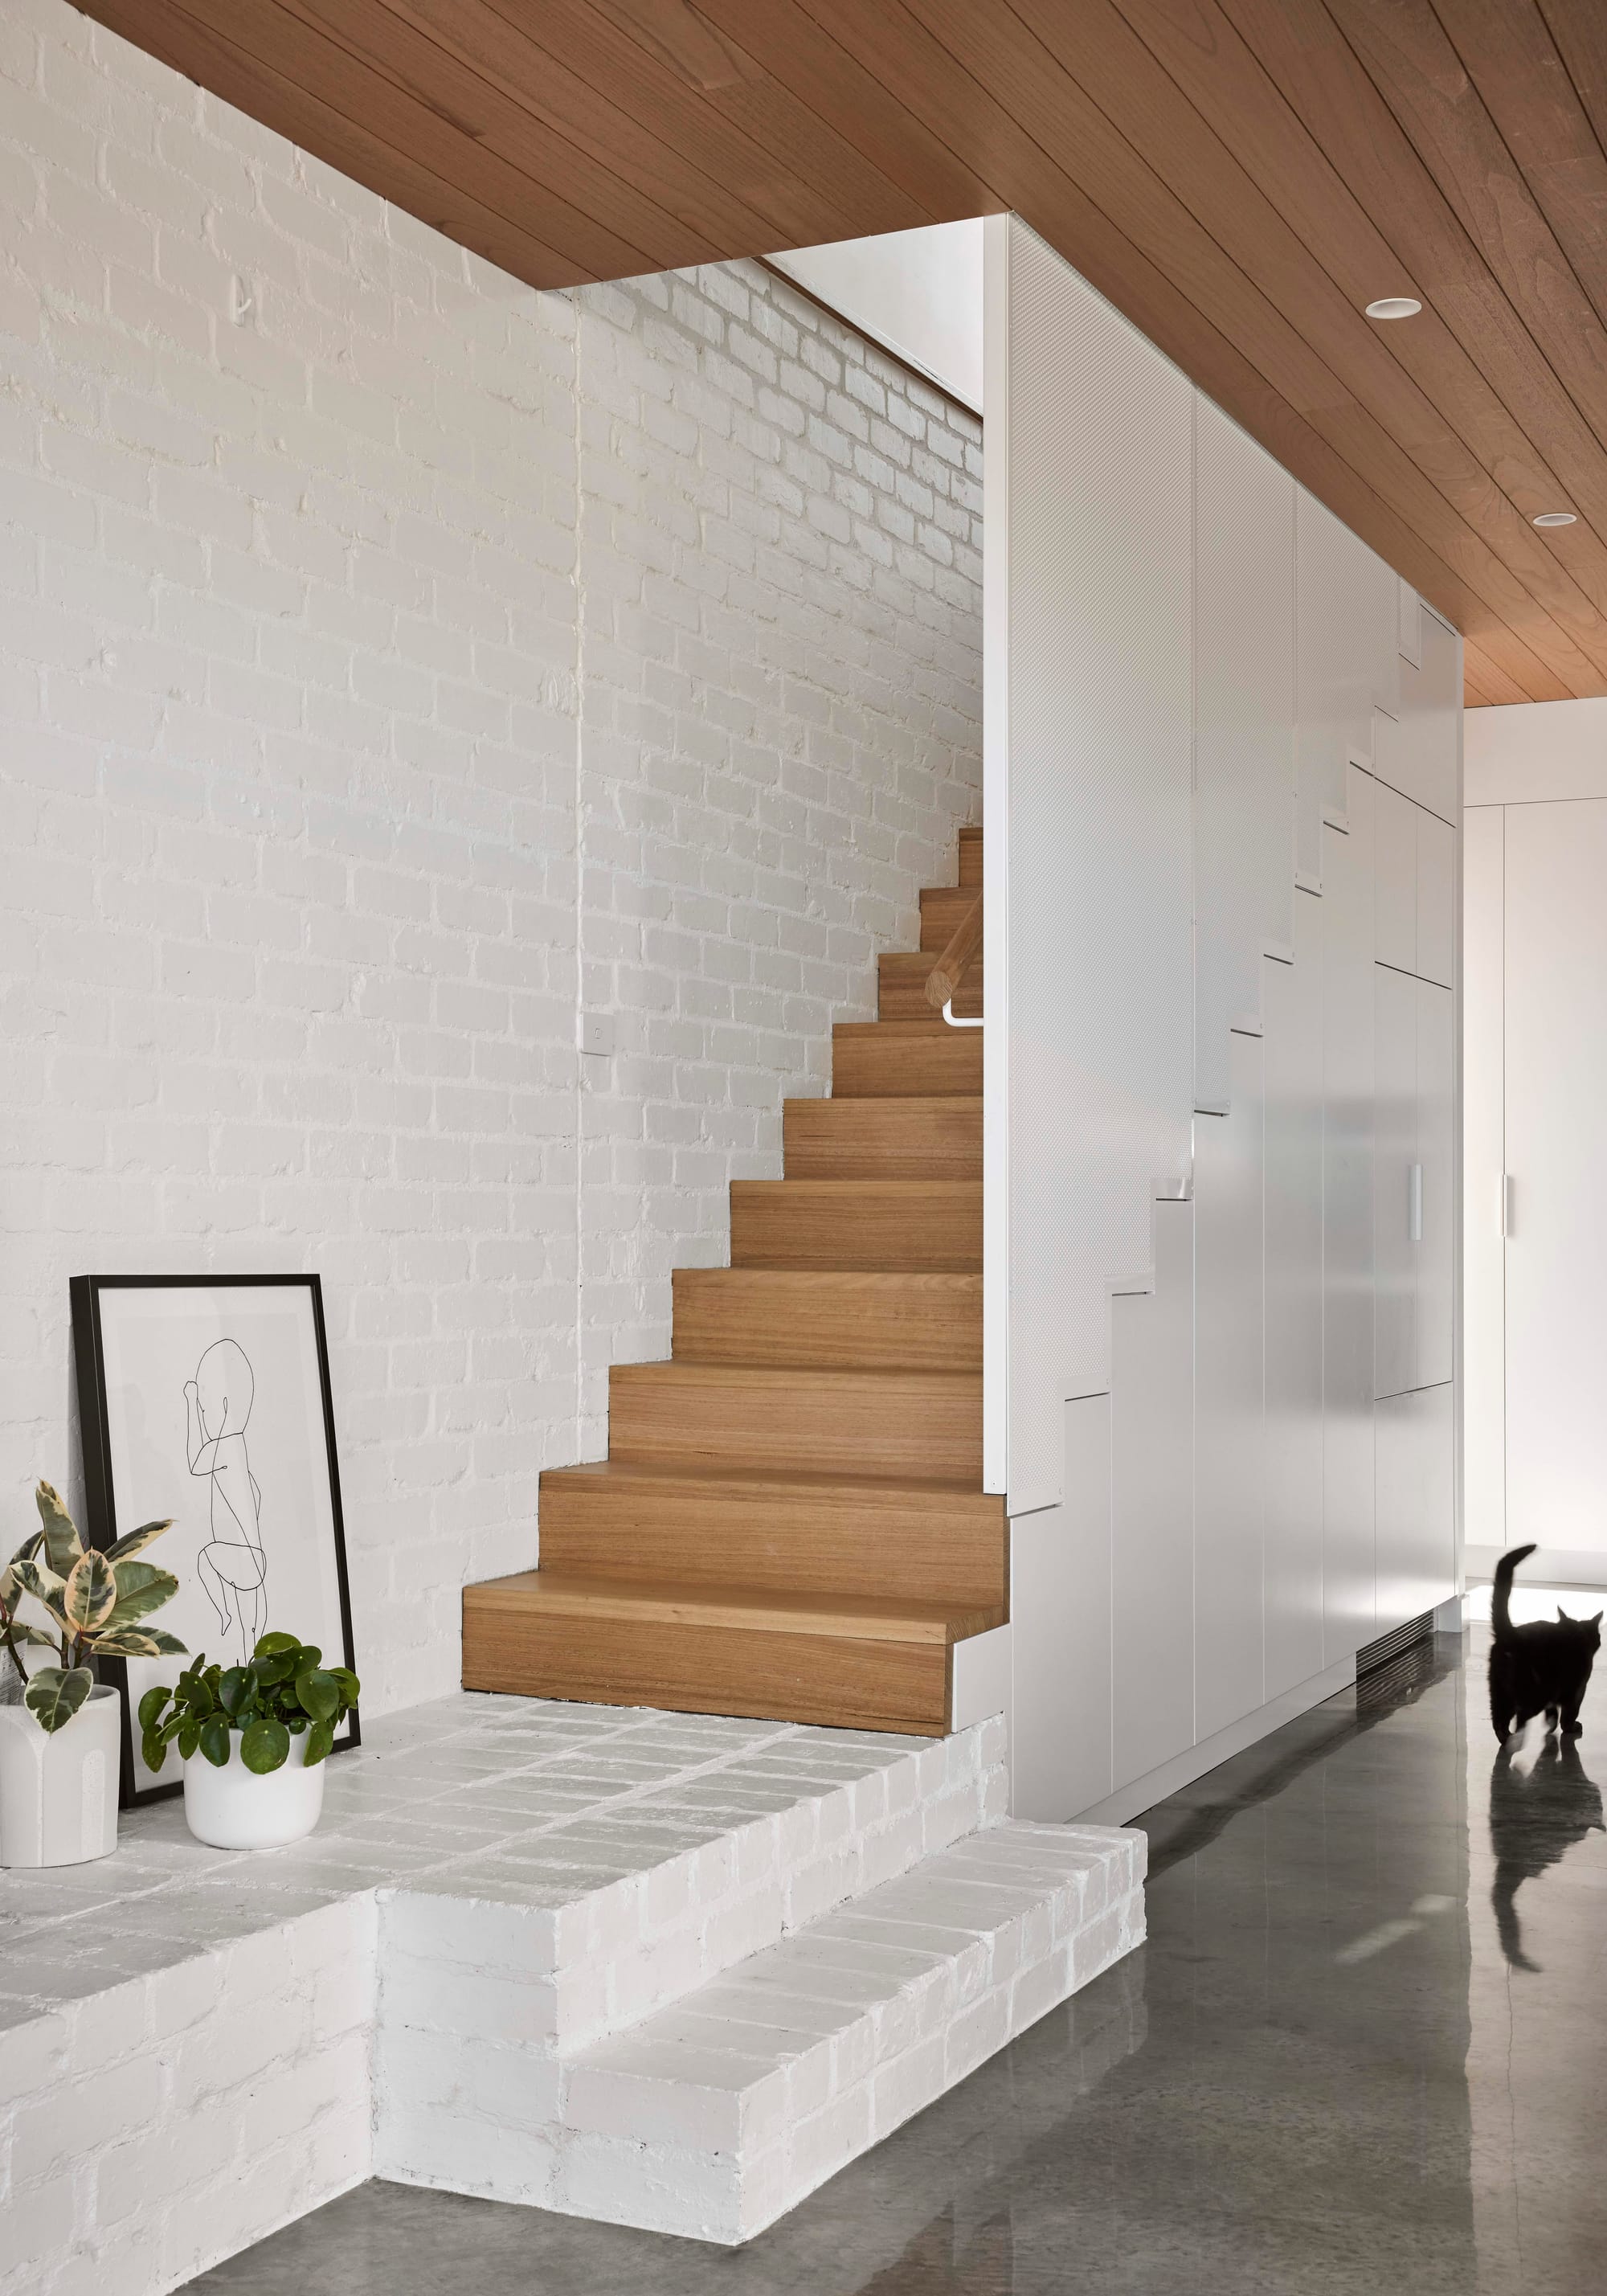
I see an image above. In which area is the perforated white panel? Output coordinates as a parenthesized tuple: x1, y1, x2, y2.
(988, 218, 1461, 1811)
(1000, 218, 1193, 1512)
(1295, 492, 1399, 876)
(1194, 402, 1296, 1112)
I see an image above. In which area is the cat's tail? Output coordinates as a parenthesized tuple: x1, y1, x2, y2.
(1492, 1543, 1539, 1638)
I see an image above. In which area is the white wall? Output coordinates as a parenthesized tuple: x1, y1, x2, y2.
(1463, 699, 1607, 1580)
(0, 0, 983, 1716)
(766, 222, 984, 416)
(985, 217, 1462, 1823)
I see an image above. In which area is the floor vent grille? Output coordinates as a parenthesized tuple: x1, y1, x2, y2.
(1357, 1610, 1436, 1679)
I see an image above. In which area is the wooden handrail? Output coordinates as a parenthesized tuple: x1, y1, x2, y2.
(924, 890, 983, 1010)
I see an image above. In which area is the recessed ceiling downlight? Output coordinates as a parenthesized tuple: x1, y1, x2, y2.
(1534, 510, 1577, 528)
(1365, 296, 1422, 319)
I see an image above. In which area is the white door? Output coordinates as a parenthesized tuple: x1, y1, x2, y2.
(1504, 799, 1607, 1545)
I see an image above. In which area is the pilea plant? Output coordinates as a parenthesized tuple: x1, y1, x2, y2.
(140, 1633, 359, 1775)
(0, 1480, 183, 1732)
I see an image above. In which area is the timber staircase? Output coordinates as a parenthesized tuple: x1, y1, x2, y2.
(462, 826, 1003, 1736)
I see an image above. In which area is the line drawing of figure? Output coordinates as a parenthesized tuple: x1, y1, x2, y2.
(184, 1338, 266, 1666)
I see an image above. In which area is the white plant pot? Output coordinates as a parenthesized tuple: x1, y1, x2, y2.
(0, 1683, 121, 1868)
(182, 1728, 325, 1851)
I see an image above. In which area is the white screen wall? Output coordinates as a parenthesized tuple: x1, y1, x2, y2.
(985, 217, 1462, 1823)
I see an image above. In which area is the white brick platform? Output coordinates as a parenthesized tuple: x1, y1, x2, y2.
(0, 1694, 1143, 2292)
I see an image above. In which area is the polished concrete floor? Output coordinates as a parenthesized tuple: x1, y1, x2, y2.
(190, 1607, 1607, 2294)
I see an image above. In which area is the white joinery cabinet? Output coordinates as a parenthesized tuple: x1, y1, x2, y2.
(1373, 780, 1454, 987)
(1374, 968, 1454, 1400)
(1376, 1383, 1455, 1629)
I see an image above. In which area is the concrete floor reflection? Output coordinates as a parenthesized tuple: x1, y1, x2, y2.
(190, 1610, 1607, 2295)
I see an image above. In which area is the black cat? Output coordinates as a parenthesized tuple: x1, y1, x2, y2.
(1488, 1541, 1602, 1742)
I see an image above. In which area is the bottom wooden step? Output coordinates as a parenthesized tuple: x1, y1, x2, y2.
(462, 1570, 1004, 1735)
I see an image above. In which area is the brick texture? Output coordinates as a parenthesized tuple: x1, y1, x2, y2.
(0, 0, 983, 1713)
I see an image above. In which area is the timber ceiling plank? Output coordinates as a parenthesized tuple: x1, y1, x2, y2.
(1001, 0, 1607, 684)
(879, 0, 1596, 693)
(1106, 0, 1607, 641)
(371, 0, 799, 257)
(67, 0, 1607, 700)
(1327, 0, 1607, 460)
(1437, 0, 1607, 337)
(180, 0, 660, 278)
(268, 0, 734, 272)
(795, 0, 1564, 696)
(476, 0, 932, 249)
(692, 0, 1003, 223)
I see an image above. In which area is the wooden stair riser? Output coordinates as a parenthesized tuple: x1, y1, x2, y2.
(607, 1364, 983, 1480)
(920, 886, 983, 951)
(672, 1269, 982, 1370)
(538, 1464, 1006, 1606)
(831, 1021, 981, 1099)
(462, 1602, 952, 1735)
(730, 1181, 982, 1272)
(879, 951, 983, 1021)
(959, 826, 983, 886)
(782, 1096, 982, 1181)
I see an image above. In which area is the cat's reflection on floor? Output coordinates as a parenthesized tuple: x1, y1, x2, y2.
(1489, 1734, 1605, 1971)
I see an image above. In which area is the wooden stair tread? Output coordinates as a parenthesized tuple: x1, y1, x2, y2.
(730, 1180, 981, 1273)
(831, 1021, 982, 1098)
(671, 1268, 980, 1371)
(542, 1457, 992, 1500)
(468, 1569, 1004, 1646)
(611, 1362, 979, 1390)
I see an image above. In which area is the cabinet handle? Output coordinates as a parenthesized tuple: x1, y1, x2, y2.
(1408, 1162, 1423, 1243)
(1500, 1173, 1513, 1238)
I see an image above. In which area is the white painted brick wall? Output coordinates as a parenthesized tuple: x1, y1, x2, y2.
(0, 0, 984, 1713)
(0, 1896, 375, 2296)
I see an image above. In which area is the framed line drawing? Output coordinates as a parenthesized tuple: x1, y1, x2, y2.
(71, 1274, 359, 1809)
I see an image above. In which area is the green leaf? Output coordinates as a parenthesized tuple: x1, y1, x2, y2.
(35, 1482, 83, 1578)
(102, 1561, 179, 1629)
(63, 1549, 118, 1634)
(2, 1620, 56, 1648)
(329, 1668, 360, 1705)
(137, 1684, 170, 1733)
(217, 1665, 257, 1719)
(304, 1717, 335, 1766)
(183, 1671, 217, 1720)
(11, 1557, 69, 1631)
(254, 1647, 300, 1687)
(177, 1719, 199, 1762)
(294, 1667, 340, 1722)
(141, 1730, 167, 1776)
(24, 1664, 93, 1733)
(105, 1517, 172, 1563)
(254, 1631, 301, 1657)
(199, 1715, 231, 1766)
(0, 1530, 41, 1607)
(92, 1628, 161, 1657)
(240, 1716, 289, 1774)
(95, 1625, 186, 1659)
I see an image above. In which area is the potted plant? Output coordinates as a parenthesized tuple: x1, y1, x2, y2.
(0, 1480, 183, 1868)
(140, 1633, 359, 1850)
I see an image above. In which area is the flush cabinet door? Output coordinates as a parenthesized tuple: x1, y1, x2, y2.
(1376, 1382, 1454, 1631)
(1374, 962, 1417, 1399)
(1415, 979, 1454, 1391)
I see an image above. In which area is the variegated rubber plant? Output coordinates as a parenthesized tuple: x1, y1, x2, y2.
(0, 1480, 186, 1733)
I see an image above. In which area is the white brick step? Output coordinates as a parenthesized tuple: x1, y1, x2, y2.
(555, 1820, 1146, 2244)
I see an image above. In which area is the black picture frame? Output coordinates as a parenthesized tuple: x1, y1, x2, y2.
(71, 1273, 360, 1810)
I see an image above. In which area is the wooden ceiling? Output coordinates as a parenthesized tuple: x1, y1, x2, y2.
(80, 0, 1607, 706)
